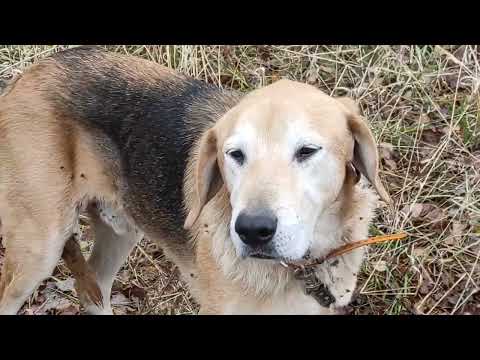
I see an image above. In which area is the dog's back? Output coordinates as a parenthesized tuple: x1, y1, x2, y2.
(1, 46, 239, 240)
(55, 47, 242, 237)
(0, 47, 240, 314)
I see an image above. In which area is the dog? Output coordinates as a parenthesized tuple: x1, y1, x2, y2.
(0, 46, 389, 315)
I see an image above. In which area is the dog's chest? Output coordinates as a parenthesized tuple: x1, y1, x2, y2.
(222, 286, 334, 315)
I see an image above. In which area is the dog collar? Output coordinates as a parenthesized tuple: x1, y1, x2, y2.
(282, 260, 336, 308)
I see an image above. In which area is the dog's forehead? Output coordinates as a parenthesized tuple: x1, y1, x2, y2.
(223, 85, 349, 145)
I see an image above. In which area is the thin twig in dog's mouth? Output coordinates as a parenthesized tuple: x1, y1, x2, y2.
(281, 233, 408, 269)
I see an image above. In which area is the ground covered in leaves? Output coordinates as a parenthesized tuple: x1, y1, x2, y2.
(0, 45, 479, 315)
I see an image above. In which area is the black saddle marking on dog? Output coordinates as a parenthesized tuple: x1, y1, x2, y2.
(48, 46, 241, 238)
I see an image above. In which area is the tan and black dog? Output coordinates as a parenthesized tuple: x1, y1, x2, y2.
(0, 46, 389, 315)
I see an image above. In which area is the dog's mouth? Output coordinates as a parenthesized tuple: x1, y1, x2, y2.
(244, 246, 279, 260)
(246, 249, 312, 262)
(249, 253, 276, 260)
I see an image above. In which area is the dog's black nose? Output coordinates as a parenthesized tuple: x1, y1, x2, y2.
(235, 210, 277, 247)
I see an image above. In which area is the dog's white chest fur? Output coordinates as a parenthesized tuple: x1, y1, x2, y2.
(222, 284, 333, 315)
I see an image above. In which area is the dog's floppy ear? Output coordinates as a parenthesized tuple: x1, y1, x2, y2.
(184, 128, 219, 229)
(337, 97, 391, 203)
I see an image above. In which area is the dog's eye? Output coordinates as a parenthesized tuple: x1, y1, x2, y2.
(295, 146, 320, 162)
(228, 150, 245, 165)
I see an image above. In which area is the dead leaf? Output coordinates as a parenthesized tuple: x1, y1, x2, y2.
(447, 293, 461, 306)
(221, 46, 233, 59)
(445, 221, 468, 245)
(55, 277, 75, 292)
(23, 305, 45, 316)
(461, 291, 480, 314)
(379, 142, 394, 157)
(440, 125, 460, 135)
(40, 291, 73, 314)
(79, 240, 89, 251)
(44, 280, 57, 290)
(373, 260, 387, 272)
(35, 293, 46, 304)
(125, 284, 147, 300)
(472, 224, 480, 236)
(257, 45, 272, 62)
(57, 305, 80, 315)
(421, 127, 444, 145)
(470, 151, 480, 170)
(401, 203, 448, 230)
(401, 203, 426, 219)
(397, 45, 410, 65)
(270, 73, 281, 82)
(111, 291, 137, 315)
(452, 46, 467, 62)
(111, 292, 131, 306)
(419, 146, 436, 163)
(379, 142, 397, 170)
(425, 207, 448, 230)
(412, 247, 427, 258)
(417, 266, 435, 296)
(116, 269, 130, 283)
(412, 301, 425, 314)
(417, 113, 431, 125)
(462, 303, 480, 315)
(305, 68, 319, 85)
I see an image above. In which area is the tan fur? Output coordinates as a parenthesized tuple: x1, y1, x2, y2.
(0, 64, 121, 313)
(0, 55, 204, 314)
(0, 54, 387, 314)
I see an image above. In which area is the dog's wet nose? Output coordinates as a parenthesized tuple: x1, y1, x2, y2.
(235, 210, 277, 247)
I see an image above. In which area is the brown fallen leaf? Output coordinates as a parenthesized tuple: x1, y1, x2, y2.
(401, 203, 426, 219)
(55, 277, 75, 293)
(412, 246, 428, 258)
(417, 113, 432, 125)
(441, 72, 468, 90)
(401, 203, 449, 231)
(445, 221, 468, 245)
(379, 142, 397, 170)
(39, 291, 72, 314)
(124, 284, 147, 301)
(412, 301, 425, 315)
(452, 46, 468, 62)
(461, 291, 480, 314)
(111, 292, 130, 306)
(421, 127, 444, 145)
(23, 305, 46, 316)
(305, 68, 319, 85)
(470, 151, 480, 170)
(373, 260, 388, 272)
(397, 45, 410, 65)
(424, 206, 449, 230)
(57, 304, 80, 315)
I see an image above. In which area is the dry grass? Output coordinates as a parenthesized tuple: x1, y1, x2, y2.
(1, 45, 479, 315)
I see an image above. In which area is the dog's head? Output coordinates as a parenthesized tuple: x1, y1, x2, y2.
(185, 79, 389, 261)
